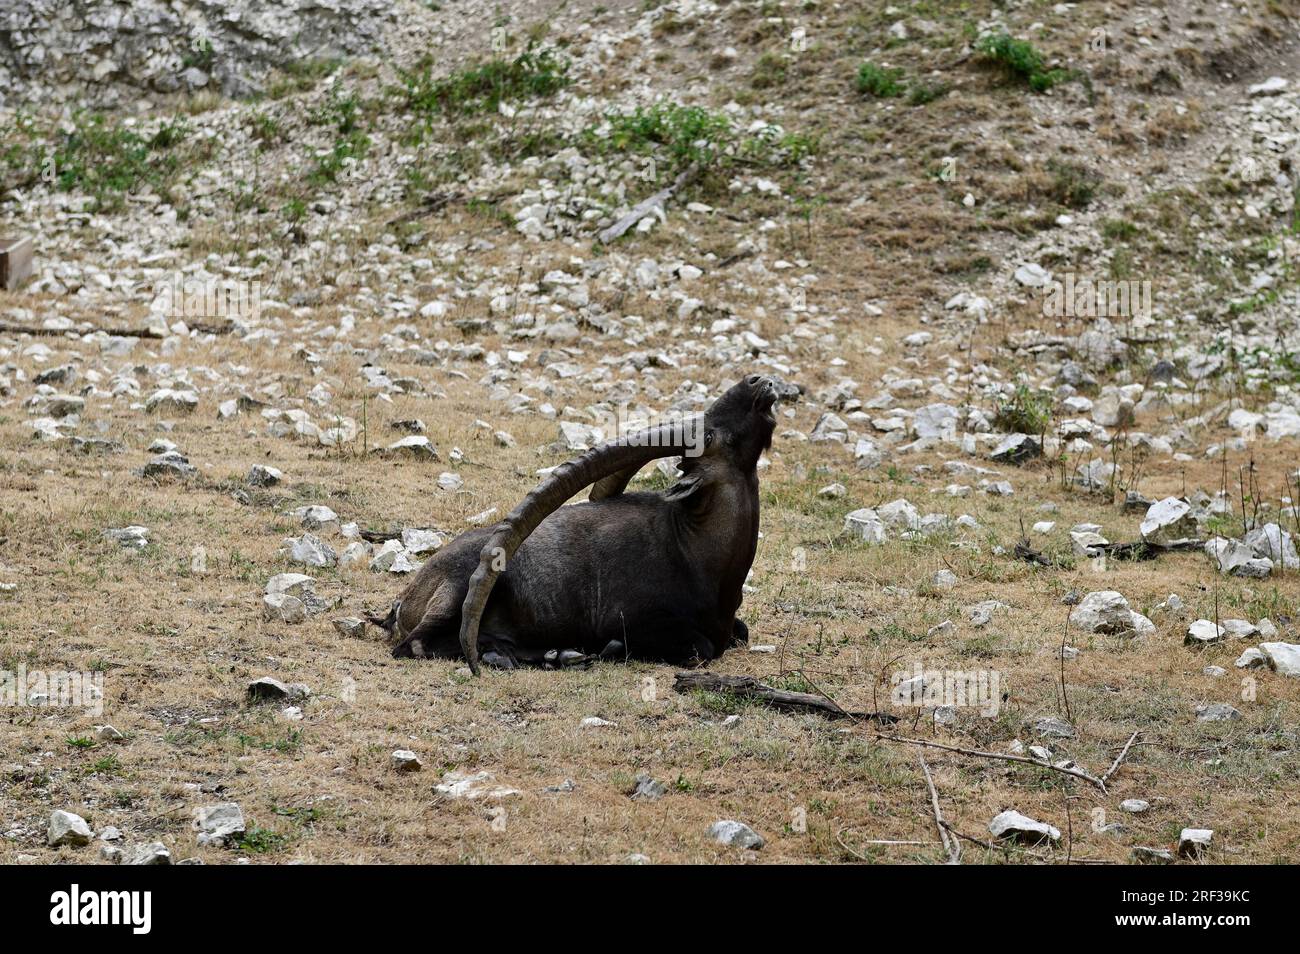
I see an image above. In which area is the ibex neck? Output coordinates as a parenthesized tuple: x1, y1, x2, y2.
(684, 470, 761, 613)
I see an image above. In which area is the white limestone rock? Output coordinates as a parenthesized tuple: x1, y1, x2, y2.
(988, 810, 1060, 845)
(1140, 497, 1198, 547)
(48, 810, 93, 847)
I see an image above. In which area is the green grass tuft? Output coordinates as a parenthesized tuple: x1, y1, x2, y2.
(856, 62, 905, 98)
(994, 384, 1052, 434)
(40, 114, 190, 211)
(400, 43, 570, 123)
(975, 33, 1068, 92)
(590, 101, 814, 193)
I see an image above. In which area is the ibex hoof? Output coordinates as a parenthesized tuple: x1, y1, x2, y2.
(481, 650, 516, 670)
(543, 649, 594, 669)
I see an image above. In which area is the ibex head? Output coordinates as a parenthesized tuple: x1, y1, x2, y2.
(688, 373, 779, 468)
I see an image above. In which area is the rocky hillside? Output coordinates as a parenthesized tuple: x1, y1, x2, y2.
(0, 0, 398, 103)
(2, 0, 1299, 865)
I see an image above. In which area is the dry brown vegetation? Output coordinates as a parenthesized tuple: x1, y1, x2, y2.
(3, 0, 1300, 864)
(2, 361, 1298, 863)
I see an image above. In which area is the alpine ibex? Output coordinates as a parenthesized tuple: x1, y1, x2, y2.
(372, 375, 779, 674)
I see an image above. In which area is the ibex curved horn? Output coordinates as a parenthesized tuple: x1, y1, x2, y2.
(457, 419, 702, 673)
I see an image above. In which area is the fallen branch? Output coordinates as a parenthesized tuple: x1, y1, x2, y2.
(1014, 517, 1058, 568)
(1097, 540, 1159, 561)
(939, 820, 1054, 859)
(673, 671, 898, 724)
(713, 249, 755, 271)
(360, 528, 405, 544)
(1006, 334, 1158, 352)
(1097, 539, 1202, 560)
(1102, 730, 1140, 786)
(0, 320, 234, 339)
(385, 191, 459, 228)
(1015, 537, 1203, 565)
(941, 821, 1113, 864)
(1008, 336, 1071, 352)
(835, 826, 938, 861)
(917, 750, 961, 864)
(0, 321, 166, 339)
(788, 667, 865, 724)
(1014, 537, 1055, 566)
(940, 820, 1030, 855)
(1062, 784, 1075, 865)
(597, 165, 698, 244)
(1059, 607, 1073, 723)
(875, 733, 1108, 792)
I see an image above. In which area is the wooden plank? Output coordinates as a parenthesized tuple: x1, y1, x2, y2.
(0, 236, 34, 291)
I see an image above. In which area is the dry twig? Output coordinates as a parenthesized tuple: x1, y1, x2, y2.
(1102, 730, 1140, 786)
(916, 750, 961, 864)
(876, 733, 1108, 792)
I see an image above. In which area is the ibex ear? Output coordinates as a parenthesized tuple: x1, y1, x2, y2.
(663, 471, 706, 503)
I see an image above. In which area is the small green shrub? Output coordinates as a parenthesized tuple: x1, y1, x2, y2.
(1102, 218, 1138, 241)
(247, 111, 283, 149)
(46, 114, 189, 210)
(600, 103, 734, 169)
(751, 51, 788, 89)
(906, 80, 950, 105)
(91, 755, 122, 775)
(181, 39, 215, 72)
(266, 58, 342, 98)
(302, 87, 370, 183)
(148, 120, 188, 149)
(311, 88, 364, 134)
(237, 827, 290, 853)
(591, 102, 814, 186)
(1047, 159, 1100, 209)
(994, 384, 1051, 434)
(0, 113, 39, 187)
(308, 130, 369, 184)
(857, 62, 947, 105)
(856, 62, 905, 98)
(975, 33, 1068, 92)
(400, 43, 570, 120)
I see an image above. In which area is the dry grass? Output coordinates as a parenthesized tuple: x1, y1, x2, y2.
(4, 0, 1300, 865)
(2, 323, 1298, 863)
